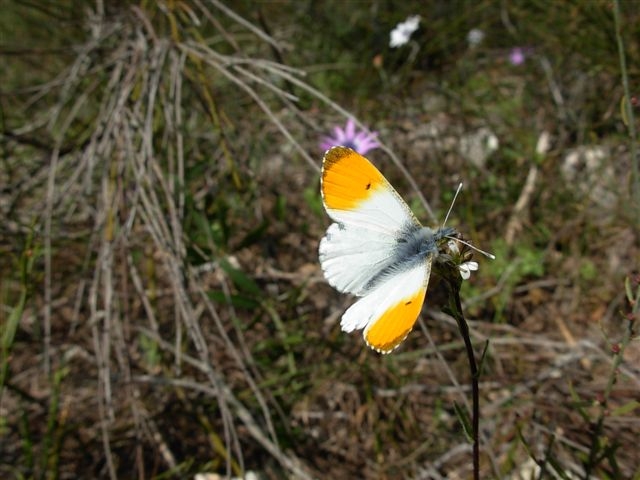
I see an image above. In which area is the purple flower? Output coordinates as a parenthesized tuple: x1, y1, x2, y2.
(508, 47, 526, 65)
(319, 118, 380, 155)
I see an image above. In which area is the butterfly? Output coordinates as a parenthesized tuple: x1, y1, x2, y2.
(318, 146, 457, 353)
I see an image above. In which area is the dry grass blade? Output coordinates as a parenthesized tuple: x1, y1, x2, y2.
(1, 2, 331, 477)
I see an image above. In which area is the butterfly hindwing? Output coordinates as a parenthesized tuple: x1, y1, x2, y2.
(340, 259, 432, 353)
(319, 223, 402, 296)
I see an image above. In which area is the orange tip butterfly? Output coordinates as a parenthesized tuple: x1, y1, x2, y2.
(318, 146, 460, 354)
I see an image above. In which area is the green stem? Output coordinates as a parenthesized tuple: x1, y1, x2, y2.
(613, 0, 640, 224)
(584, 278, 637, 477)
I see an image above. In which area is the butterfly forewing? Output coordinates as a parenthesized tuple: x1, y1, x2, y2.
(321, 147, 420, 233)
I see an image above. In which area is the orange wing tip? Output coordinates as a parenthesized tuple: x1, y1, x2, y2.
(324, 145, 353, 158)
(321, 147, 388, 211)
(322, 146, 356, 173)
(365, 331, 411, 354)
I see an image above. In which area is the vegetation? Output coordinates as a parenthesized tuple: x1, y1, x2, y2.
(1, 1, 638, 478)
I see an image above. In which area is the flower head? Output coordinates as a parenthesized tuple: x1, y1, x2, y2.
(466, 28, 485, 48)
(446, 239, 479, 280)
(508, 47, 527, 65)
(320, 118, 380, 155)
(390, 15, 421, 48)
(458, 260, 479, 280)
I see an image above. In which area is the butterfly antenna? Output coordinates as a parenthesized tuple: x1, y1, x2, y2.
(440, 183, 495, 259)
(442, 182, 463, 227)
(442, 183, 495, 259)
(446, 234, 496, 259)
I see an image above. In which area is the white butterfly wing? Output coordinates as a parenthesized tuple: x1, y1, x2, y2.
(318, 223, 399, 296)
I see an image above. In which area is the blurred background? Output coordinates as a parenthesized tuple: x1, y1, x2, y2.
(1, 1, 639, 479)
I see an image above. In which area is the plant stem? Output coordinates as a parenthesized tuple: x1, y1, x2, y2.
(445, 276, 480, 480)
(613, 0, 640, 224)
(584, 278, 637, 477)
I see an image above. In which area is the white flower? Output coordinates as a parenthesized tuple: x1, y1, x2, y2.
(390, 15, 421, 48)
(458, 261, 479, 280)
(466, 28, 485, 47)
(447, 240, 479, 280)
(535, 131, 552, 156)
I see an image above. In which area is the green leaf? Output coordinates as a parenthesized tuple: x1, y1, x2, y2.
(219, 258, 262, 297)
(453, 401, 473, 443)
(304, 186, 323, 218)
(236, 219, 269, 250)
(621, 95, 629, 127)
(208, 290, 260, 309)
(610, 399, 640, 417)
(477, 340, 490, 378)
(567, 382, 591, 423)
(625, 276, 634, 304)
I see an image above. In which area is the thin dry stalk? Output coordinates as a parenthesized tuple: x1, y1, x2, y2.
(30, 3, 338, 476)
